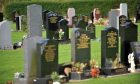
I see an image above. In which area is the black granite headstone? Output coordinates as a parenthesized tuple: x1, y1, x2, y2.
(90, 12, 94, 23)
(42, 10, 50, 27)
(131, 42, 140, 68)
(119, 15, 127, 36)
(120, 20, 138, 66)
(86, 23, 96, 39)
(58, 19, 69, 40)
(101, 27, 126, 75)
(37, 39, 58, 77)
(135, 4, 140, 23)
(76, 15, 88, 29)
(15, 16, 20, 31)
(71, 28, 91, 63)
(46, 11, 59, 39)
(72, 16, 78, 27)
(0, 12, 3, 22)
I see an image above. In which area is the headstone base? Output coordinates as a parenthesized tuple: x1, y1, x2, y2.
(33, 78, 53, 84)
(70, 71, 91, 80)
(101, 67, 128, 75)
(14, 78, 33, 84)
(0, 45, 13, 50)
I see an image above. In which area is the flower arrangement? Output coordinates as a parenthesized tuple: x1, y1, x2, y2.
(90, 59, 100, 78)
(71, 62, 87, 73)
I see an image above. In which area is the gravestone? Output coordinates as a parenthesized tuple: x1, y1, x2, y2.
(93, 8, 101, 22)
(42, 10, 50, 28)
(109, 9, 119, 29)
(135, 3, 140, 23)
(27, 4, 42, 37)
(71, 28, 91, 63)
(72, 16, 78, 27)
(23, 36, 43, 83)
(0, 20, 13, 50)
(131, 42, 140, 68)
(86, 23, 96, 39)
(46, 11, 59, 39)
(37, 39, 58, 77)
(15, 16, 22, 31)
(19, 16, 22, 30)
(101, 27, 127, 75)
(76, 15, 88, 29)
(67, 8, 75, 27)
(120, 3, 128, 17)
(120, 20, 138, 66)
(0, 12, 3, 22)
(90, 11, 94, 23)
(118, 15, 127, 36)
(58, 19, 69, 40)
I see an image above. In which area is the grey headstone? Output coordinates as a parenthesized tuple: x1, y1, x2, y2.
(71, 28, 91, 63)
(120, 3, 128, 17)
(23, 36, 43, 79)
(109, 9, 119, 28)
(0, 20, 13, 50)
(27, 4, 42, 37)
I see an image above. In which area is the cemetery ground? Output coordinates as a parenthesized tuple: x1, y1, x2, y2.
(0, 23, 140, 84)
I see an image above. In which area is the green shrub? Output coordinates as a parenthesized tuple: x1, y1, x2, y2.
(4, 0, 138, 20)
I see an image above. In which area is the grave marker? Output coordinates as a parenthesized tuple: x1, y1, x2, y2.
(27, 4, 42, 37)
(58, 19, 69, 40)
(67, 8, 75, 27)
(72, 16, 78, 27)
(76, 15, 88, 29)
(46, 11, 59, 39)
(37, 39, 58, 77)
(0, 20, 13, 50)
(0, 12, 3, 22)
(120, 3, 128, 17)
(109, 9, 119, 29)
(101, 27, 127, 75)
(71, 28, 91, 63)
(120, 20, 138, 66)
(86, 23, 96, 39)
(118, 15, 127, 36)
(23, 36, 43, 79)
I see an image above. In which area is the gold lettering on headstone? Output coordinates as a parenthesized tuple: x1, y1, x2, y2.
(45, 45, 56, 62)
(107, 31, 117, 48)
(77, 34, 90, 48)
(50, 17, 58, 23)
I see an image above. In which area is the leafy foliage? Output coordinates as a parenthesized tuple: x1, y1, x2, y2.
(4, 0, 138, 20)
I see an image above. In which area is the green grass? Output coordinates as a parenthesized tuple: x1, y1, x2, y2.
(0, 49, 24, 84)
(0, 24, 140, 84)
(68, 73, 140, 84)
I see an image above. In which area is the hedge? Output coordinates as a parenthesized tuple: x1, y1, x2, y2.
(4, 0, 138, 20)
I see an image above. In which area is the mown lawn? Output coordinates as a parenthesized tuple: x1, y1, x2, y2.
(0, 24, 140, 84)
